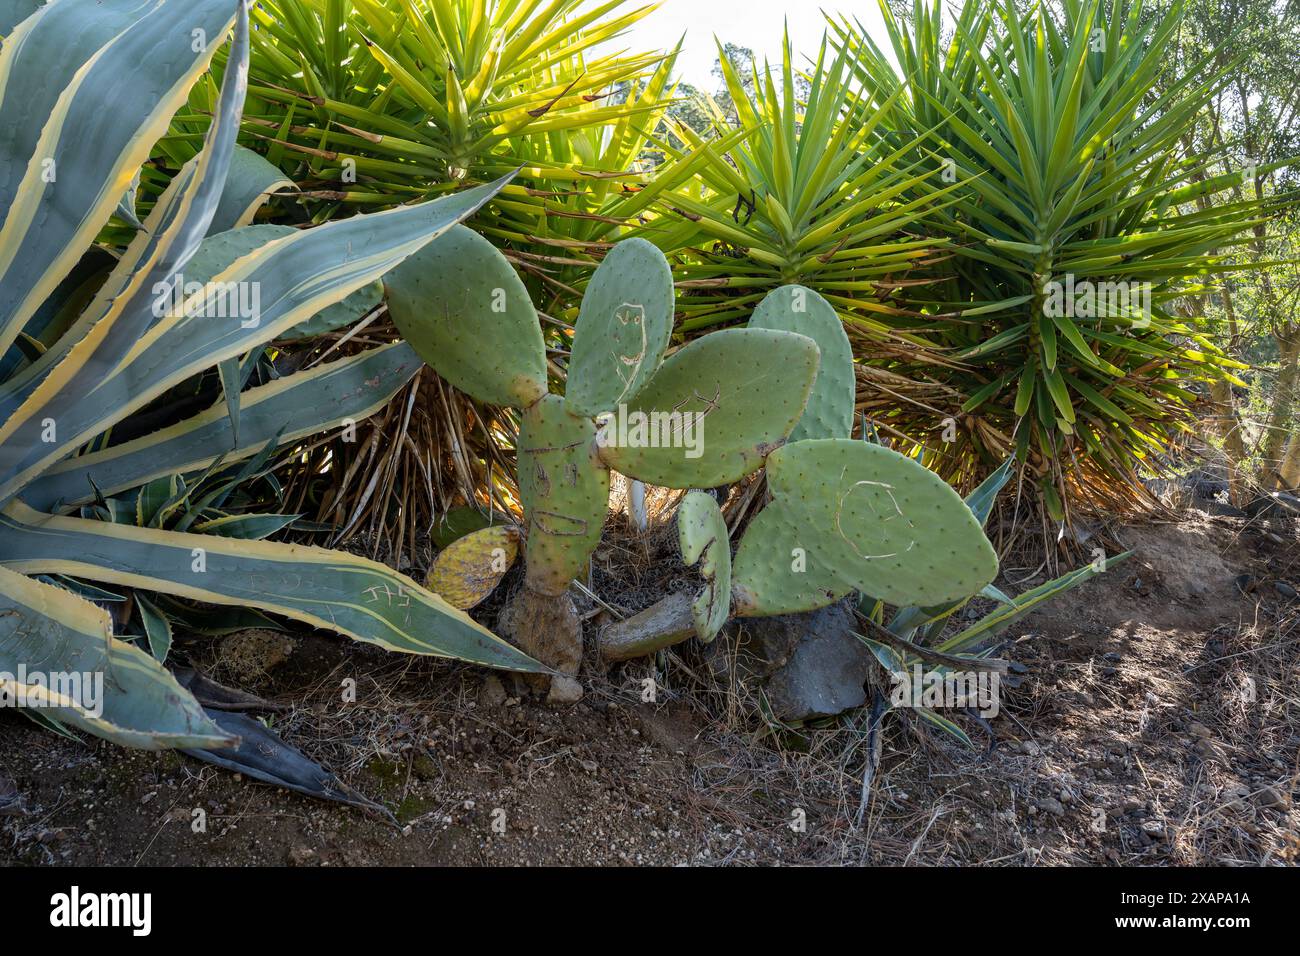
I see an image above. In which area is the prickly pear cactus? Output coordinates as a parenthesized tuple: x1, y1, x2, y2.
(731, 439, 998, 615)
(381, 230, 830, 696)
(564, 238, 674, 417)
(517, 395, 611, 597)
(385, 224, 547, 407)
(596, 328, 820, 487)
(748, 285, 854, 441)
(677, 491, 731, 643)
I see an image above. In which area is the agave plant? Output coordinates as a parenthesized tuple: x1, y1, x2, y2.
(831, 0, 1293, 518)
(0, 0, 543, 750)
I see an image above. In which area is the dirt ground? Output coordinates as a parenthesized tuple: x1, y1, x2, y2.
(2, 506, 1297, 866)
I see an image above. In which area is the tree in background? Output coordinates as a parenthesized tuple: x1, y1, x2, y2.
(1166, 0, 1300, 499)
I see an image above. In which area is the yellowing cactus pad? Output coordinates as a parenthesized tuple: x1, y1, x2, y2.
(426, 526, 520, 610)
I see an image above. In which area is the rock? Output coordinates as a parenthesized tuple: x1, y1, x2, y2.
(1037, 797, 1065, 817)
(1256, 785, 1289, 810)
(748, 603, 872, 722)
(1141, 819, 1165, 840)
(546, 675, 584, 706)
(1194, 737, 1227, 764)
(478, 675, 508, 710)
(1203, 501, 1247, 518)
(699, 637, 733, 680)
(287, 846, 316, 866)
(1274, 581, 1298, 601)
(1219, 787, 1249, 814)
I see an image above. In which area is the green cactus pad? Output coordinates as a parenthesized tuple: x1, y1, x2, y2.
(731, 439, 998, 615)
(177, 225, 383, 341)
(677, 491, 731, 643)
(596, 328, 819, 488)
(517, 395, 611, 597)
(384, 224, 547, 408)
(749, 285, 853, 441)
(564, 238, 674, 417)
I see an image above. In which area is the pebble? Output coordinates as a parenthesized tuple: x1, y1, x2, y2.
(547, 676, 584, 705)
(1256, 785, 1289, 810)
(1037, 797, 1065, 817)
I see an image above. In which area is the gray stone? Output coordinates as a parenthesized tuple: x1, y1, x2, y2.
(1036, 796, 1066, 817)
(745, 602, 872, 722)
(546, 675, 584, 706)
(1256, 785, 1289, 810)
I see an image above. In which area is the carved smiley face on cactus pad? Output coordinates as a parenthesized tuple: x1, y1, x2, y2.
(565, 239, 674, 417)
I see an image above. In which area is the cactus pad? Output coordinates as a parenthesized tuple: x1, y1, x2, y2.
(596, 328, 819, 488)
(731, 439, 998, 615)
(749, 285, 853, 441)
(517, 395, 611, 596)
(384, 224, 547, 408)
(426, 526, 520, 610)
(677, 491, 731, 643)
(564, 238, 674, 417)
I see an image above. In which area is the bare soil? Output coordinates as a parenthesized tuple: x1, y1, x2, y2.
(2, 509, 1297, 866)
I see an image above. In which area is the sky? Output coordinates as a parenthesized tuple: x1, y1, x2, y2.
(607, 0, 892, 89)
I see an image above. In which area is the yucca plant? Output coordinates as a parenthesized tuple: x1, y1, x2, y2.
(146, 1, 734, 562)
(156, 0, 707, 250)
(647, 32, 957, 338)
(0, 0, 543, 750)
(831, 0, 1294, 518)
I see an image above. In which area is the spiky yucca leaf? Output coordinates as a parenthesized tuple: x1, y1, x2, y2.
(832, 0, 1293, 516)
(161, 0, 705, 257)
(650, 32, 954, 335)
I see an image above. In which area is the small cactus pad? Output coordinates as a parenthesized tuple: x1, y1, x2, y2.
(677, 491, 731, 643)
(178, 224, 383, 340)
(517, 395, 611, 596)
(731, 439, 998, 615)
(596, 328, 819, 488)
(426, 526, 520, 610)
(748, 285, 853, 441)
(384, 224, 547, 407)
(564, 238, 674, 417)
